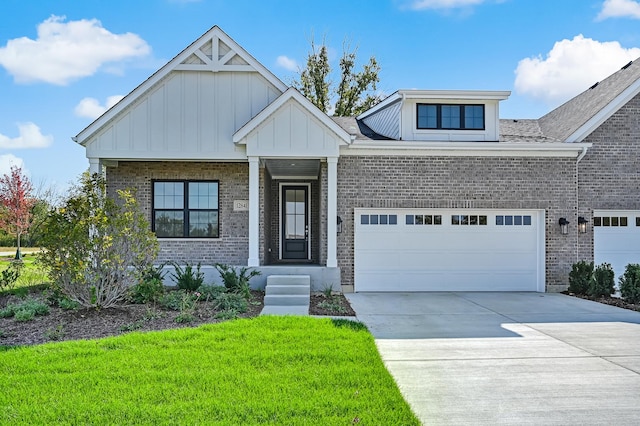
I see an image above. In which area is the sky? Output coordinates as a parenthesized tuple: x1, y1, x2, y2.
(1, 0, 640, 190)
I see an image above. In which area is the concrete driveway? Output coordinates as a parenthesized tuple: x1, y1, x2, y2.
(346, 292, 640, 425)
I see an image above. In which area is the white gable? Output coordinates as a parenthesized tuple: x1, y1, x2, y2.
(76, 26, 286, 160)
(234, 89, 351, 158)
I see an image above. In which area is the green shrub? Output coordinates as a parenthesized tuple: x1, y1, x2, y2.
(129, 278, 165, 304)
(170, 263, 204, 292)
(213, 292, 247, 313)
(14, 309, 35, 322)
(58, 297, 81, 311)
(1, 298, 49, 321)
(159, 290, 199, 311)
(141, 263, 167, 282)
(0, 261, 23, 292)
(44, 325, 65, 341)
(568, 260, 593, 295)
(214, 263, 260, 299)
(197, 284, 226, 300)
(619, 263, 640, 304)
(174, 312, 195, 324)
(589, 263, 615, 298)
(214, 309, 238, 320)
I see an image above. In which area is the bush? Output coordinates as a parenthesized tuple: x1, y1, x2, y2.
(0, 261, 23, 292)
(619, 263, 640, 304)
(39, 173, 159, 309)
(170, 263, 204, 292)
(159, 290, 199, 311)
(568, 261, 593, 295)
(1, 298, 49, 321)
(213, 292, 248, 313)
(214, 263, 261, 299)
(589, 263, 615, 298)
(197, 284, 226, 300)
(129, 278, 165, 304)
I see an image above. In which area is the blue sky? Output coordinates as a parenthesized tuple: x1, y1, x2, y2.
(1, 0, 640, 190)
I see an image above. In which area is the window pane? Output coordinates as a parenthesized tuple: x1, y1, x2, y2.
(405, 215, 414, 225)
(425, 215, 433, 225)
(612, 217, 619, 226)
(496, 216, 504, 226)
(461, 215, 469, 225)
(464, 105, 484, 129)
(514, 216, 522, 226)
(380, 215, 388, 225)
(154, 182, 184, 209)
(417, 105, 437, 129)
(620, 217, 628, 227)
(189, 211, 218, 238)
(479, 215, 487, 225)
(389, 215, 397, 225)
(452, 215, 460, 225)
(189, 182, 218, 209)
(594, 217, 601, 226)
(442, 105, 460, 129)
(523, 215, 532, 226)
(603, 217, 610, 226)
(370, 215, 379, 225)
(434, 215, 442, 225)
(154, 211, 184, 237)
(636, 217, 640, 227)
(469, 215, 478, 225)
(415, 215, 423, 225)
(361, 215, 369, 225)
(505, 216, 513, 225)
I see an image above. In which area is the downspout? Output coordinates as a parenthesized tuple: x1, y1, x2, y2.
(575, 146, 588, 261)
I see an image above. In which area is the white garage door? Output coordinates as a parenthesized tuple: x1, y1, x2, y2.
(594, 210, 640, 281)
(354, 209, 545, 292)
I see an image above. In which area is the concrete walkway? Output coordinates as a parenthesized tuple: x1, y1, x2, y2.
(346, 292, 640, 425)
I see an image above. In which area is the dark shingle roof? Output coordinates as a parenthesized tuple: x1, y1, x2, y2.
(538, 58, 640, 141)
(331, 116, 391, 141)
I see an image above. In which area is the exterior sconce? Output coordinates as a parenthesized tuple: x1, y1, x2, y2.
(337, 216, 343, 233)
(559, 217, 570, 235)
(578, 216, 588, 234)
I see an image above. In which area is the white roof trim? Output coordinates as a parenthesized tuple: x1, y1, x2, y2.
(357, 89, 511, 121)
(233, 88, 352, 144)
(566, 77, 640, 142)
(74, 26, 287, 145)
(341, 141, 591, 158)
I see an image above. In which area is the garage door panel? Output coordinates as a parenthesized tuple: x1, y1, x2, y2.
(594, 210, 640, 280)
(354, 209, 544, 292)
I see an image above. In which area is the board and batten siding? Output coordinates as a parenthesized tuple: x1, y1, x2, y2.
(85, 71, 282, 160)
(361, 100, 401, 139)
(244, 98, 342, 158)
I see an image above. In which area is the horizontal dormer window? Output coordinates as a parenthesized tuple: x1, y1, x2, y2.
(417, 104, 485, 130)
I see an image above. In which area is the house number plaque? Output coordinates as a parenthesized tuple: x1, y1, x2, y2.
(233, 200, 249, 211)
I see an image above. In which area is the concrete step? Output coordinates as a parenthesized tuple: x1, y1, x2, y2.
(266, 275, 311, 286)
(265, 284, 311, 296)
(261, 305, 309, 316)
(264, 294, 310, 306)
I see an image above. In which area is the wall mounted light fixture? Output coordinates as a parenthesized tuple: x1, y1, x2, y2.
(559, 217, 570, 235)
(337, 216, 343, 234)
(578, 216, 588, 234)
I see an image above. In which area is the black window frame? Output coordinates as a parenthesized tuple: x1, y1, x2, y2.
(152, 179, 220, 238)
(416, 104, 485, 130)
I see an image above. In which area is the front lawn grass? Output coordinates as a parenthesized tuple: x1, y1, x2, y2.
(0, 316, 419, 425)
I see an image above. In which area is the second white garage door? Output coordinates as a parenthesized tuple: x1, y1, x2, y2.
(354, 209, 545, 292)
(594, 210, 640, 281)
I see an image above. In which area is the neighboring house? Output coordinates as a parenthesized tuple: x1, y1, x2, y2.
(74, 26, 640, 293)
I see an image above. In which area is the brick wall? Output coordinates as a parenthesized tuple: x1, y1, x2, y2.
(578, 92, 640, 261)
(336, 155, 578, 290)
(106, 161, 251, 265)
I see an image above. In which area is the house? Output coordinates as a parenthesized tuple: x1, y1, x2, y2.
(74, 26, 640, 293)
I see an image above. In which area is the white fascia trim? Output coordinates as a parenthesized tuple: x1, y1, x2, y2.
(356, 92, 401, 120)
(232, 88, 351, 144)
(399, 89, 511, 101)
(566, 78, 640, 142)
(340, 141, 591, 158)
(75, 26, 287, 146)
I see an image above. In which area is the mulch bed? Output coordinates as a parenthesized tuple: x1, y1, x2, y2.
(0, 289, 355, 347)
(563, 292, 640, 312)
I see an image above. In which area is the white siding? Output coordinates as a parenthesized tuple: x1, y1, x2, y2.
(245, 98, 341, 157)
(85, 71, 282, 160)
(401, 99, 501, 142)
(361, 100, 401, 139)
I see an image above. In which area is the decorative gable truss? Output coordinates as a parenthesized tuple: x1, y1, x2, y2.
(175, 34, 254, 73)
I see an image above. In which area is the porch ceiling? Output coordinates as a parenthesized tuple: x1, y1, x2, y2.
(265, 159, 320, 179)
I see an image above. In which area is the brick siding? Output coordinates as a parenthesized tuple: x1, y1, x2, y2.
(336, 155, 578, 290)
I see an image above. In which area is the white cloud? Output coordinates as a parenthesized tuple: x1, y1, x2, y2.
(514, 35, 640, 106)
(0, 15, 151, 85)
(74, 95, 125, 119)
(597, 0, 640, 20)
(0, 154, 26, 176)
(408, 0, 486, 10)
(276, 55, 299, 72)
(0, 123, 53, 149)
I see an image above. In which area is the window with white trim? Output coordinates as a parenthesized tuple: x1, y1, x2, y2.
(152, 181, 219, 238)
(496, 215, 532, 226)
(594, 216, 627, 227)
(406, 214, 442, 225)
(417, 104, 485, 130)
(361, 214, 397, 225)
(452, 215, 487, 225)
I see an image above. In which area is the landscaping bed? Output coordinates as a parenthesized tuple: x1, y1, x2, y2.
(564, 292, 640, 312)
(0, 286, 356, 346)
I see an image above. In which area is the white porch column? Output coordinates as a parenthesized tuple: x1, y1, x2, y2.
(88, 158, 103, 176)
(327, 157, 338, 268)
(248, 156, 260, 267)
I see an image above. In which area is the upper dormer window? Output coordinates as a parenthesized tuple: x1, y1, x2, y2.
(417, 104, 485, 130)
